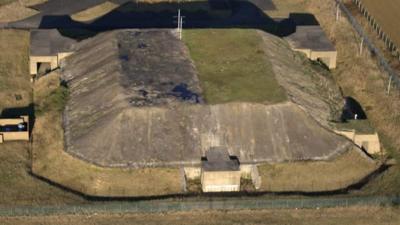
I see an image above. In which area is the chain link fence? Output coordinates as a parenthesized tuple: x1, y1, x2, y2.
(336, 0, 400, 92)
(0, 195, 399, 217)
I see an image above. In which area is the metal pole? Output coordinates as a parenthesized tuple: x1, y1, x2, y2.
(179, 16, 183, 40)
(177, 9, 181, 30)
(387, 76, 392, 95)
(336, 3, 340, 21)
(359, 37, 364, 56)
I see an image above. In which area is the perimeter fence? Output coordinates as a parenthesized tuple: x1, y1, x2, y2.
(335, 0, 400, 92)
(0, 195, 399, 217)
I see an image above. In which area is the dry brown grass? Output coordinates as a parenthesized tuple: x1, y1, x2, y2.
(360, 0, 400, 49)
(0, 29, 86, 206)
(71, 1, 120, 22)
(0, 0, 47, 23)
(1, 206, 400, 225)
(32, 72, 183, 197)
(0, 30, 31, 110)
(258, 148, 379, 192)
(265, 0, 307, 18)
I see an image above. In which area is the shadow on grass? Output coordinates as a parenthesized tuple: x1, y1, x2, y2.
(0, 103, 35, 136)
(8, 0, 322, 39)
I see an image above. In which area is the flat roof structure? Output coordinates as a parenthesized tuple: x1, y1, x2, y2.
(285, 25, 337, 69)
(29, 29, 77, 75)
(202, 147, 240, 172)
(285, 26, 335, 52)
(30, 29, 77, 56)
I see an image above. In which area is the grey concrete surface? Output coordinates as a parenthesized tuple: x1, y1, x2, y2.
(61, 29, 351, 168)
(30, 29, 77, 56)
(285, 25, 336, 51)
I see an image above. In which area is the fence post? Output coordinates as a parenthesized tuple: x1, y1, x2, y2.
(336, 2, 340, 21)
(359, 37, 364, 56)
(387, 75, 392, 95)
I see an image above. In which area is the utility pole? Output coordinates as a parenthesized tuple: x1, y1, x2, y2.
(174, 9, 184, 40)
(180, 15, 184, 40)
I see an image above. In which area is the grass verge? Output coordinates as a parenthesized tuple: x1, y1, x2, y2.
(1, 206, 400, 225)
(71, 1, 120, 22)
(258, 148, 379, 192)
(183, 29, 287, 104)
(0, 29, 85, 206)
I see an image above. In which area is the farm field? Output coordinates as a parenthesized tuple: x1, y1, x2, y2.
(360, 0, 400, 50)
(1, 207, 399, 225)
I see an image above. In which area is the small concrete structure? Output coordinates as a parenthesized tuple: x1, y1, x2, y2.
(285, 26, 337, 69)
(0, 116, 29, 143)
(335, 129, 381, 155)
(30, 29, 77, 76)
(201, 147, 241, 192)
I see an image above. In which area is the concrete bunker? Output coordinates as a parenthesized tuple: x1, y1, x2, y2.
(0, 116, 29, 143)
(285, 25, 337, 69)
(29, 29, 77, 77)
(201, 147, 241, 192)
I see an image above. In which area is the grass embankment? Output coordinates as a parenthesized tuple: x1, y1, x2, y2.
(303, 0, 400, 194)
(71, 1, 120, 22)
(183, 29, 287, 104)
(1, 206, 400, 225)
(32, 73, 182, 197)
(0, 29, 86, 206)
(0, 0, 46, 23)
(258, 148, 379, 192)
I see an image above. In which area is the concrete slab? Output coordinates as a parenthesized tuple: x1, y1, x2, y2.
(30, 29, 77, 56)
(285, 25, 337, 69)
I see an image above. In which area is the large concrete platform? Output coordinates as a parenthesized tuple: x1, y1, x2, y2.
(61, 29, 352, 168)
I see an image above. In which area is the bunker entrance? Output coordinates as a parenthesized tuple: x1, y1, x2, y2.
(37, 62, 52, 76)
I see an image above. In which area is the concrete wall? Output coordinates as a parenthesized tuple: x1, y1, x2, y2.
(201, 170, 241, 192)
(335, 130, 381, 154)
(294, 48, 337, 69)
(57, 52, 74, 64)
(0, 116, 29, 143)
(30, 56, 58, 75)
(185, 164, 261, 191)
(30, 52, 74, 75)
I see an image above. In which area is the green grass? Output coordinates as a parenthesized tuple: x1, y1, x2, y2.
(35, 85, 68, 116)
(183, 29, 287, 104)
(335, 120, 376, 134)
